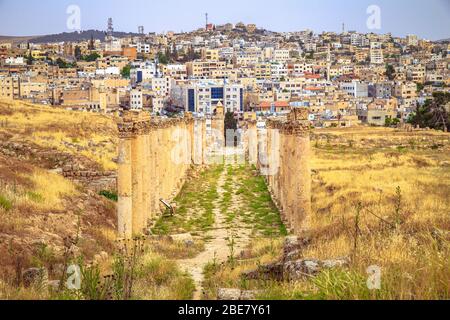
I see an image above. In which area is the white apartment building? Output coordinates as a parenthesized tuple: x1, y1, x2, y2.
(351, 33, 368, 47)
(218, 47, 235, 61)
(182, 80, 244, 114)
(370, 42, 384, 65)
(304, 42, 317, 52)
(104, 38, 122, 52)
(270, 62, 288, 81)
(163, 64, 187, 80)
(130, 61, 158, 83)
(95, 67, 120, 76)
(130, 89, 143, 110)
(5, 57, 25, 65)
(273, 49, 290, 63)
(146, 77, 171, 96)
(340, 81, 369, 98)
(136, 43, 151, 54)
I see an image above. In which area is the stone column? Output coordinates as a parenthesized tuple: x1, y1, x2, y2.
(131, 133, 144, 235)
(142, 129, 151, 228)
(278, 131, 286, 225)
(247, 121, 258, 165)
(202, 119, 208, 165)
(193, 119, 202, 165)
(293, 131, 312, 234)
(151, 124, 160, 216)
(149, 127, 157, 219)
(117, 125, 133, 238)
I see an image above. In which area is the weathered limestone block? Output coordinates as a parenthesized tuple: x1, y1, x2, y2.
(217, 288, 260, 301)
(169, 233, 194, 243)
(242, 258, 349, 282)
(241, 263, 285, 281)
(283, 258, 350, 281)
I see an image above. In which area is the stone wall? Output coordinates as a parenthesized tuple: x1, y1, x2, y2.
(0, 139, 116, 192)
(62, 167, 116, 193)
(250, 109, 312, 235)
(117, 112, 206, 238)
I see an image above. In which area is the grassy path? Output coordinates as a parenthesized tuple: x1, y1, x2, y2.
(152, 157, 286, 299)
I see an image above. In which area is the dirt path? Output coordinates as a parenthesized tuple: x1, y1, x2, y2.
(177, 157, 252, 300)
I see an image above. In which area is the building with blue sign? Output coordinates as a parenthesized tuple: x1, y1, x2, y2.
(183, 80, 244, 115)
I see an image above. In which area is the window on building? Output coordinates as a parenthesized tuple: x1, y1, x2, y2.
(211, 87, 224, 100)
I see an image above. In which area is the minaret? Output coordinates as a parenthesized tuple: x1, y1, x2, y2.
(205, 13, 209, 31)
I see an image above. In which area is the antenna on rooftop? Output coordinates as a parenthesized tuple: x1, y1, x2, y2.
(106, 18, 114, 51)
(107, 18, 114, 38)
(342, 22, 345, 34)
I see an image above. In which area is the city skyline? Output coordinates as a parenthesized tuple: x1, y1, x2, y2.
(0, 0, 450, 40)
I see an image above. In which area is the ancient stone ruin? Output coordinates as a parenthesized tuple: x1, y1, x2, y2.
(117, 109, 312, 238)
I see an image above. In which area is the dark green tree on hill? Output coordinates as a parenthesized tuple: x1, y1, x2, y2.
(386, 64, 396, 80)
(409, 92, 450, 132)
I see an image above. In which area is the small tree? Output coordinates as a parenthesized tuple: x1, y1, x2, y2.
(409, 92, 450, 132)
(416, 83, 425, 93)
(121, 65, 131, 78)
(82, 52, 100, 62)
(74, 46, 82, 60)
(224, 111, 238, 145)
(26, 52, 34, 65)
(386, 64, 395, 80)
(157, 52, 169, 65)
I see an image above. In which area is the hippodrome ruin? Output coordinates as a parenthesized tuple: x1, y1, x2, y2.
(117, 108, 311, 238)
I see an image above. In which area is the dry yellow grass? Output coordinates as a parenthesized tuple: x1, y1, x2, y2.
(203, 127, 450, 300)
(0, 99, 118, 170)
(306, 127, 450, 299)
(0, 169, 78, 213)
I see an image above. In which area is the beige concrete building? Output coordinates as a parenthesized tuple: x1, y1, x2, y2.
(186, 60, 227, 78)
(201, 48, 219, 61)
(394, 82, 417, 99)
(0, 76, 19, 99)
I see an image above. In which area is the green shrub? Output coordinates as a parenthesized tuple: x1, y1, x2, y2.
(0, 194, 12, 211)
(26, 191, 44, 203)
(99, 190, 118, 202)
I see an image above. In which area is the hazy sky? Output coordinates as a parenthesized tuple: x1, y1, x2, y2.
(0, 0, 449, 40)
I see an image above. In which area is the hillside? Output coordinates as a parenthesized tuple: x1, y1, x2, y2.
(31, 30, 141, 44)
(0, 30, 140, 44)
(0, 100, 119, 298)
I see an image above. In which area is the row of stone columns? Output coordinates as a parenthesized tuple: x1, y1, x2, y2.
(117, 112, 207, 238)
(248, 110, 312, 235)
